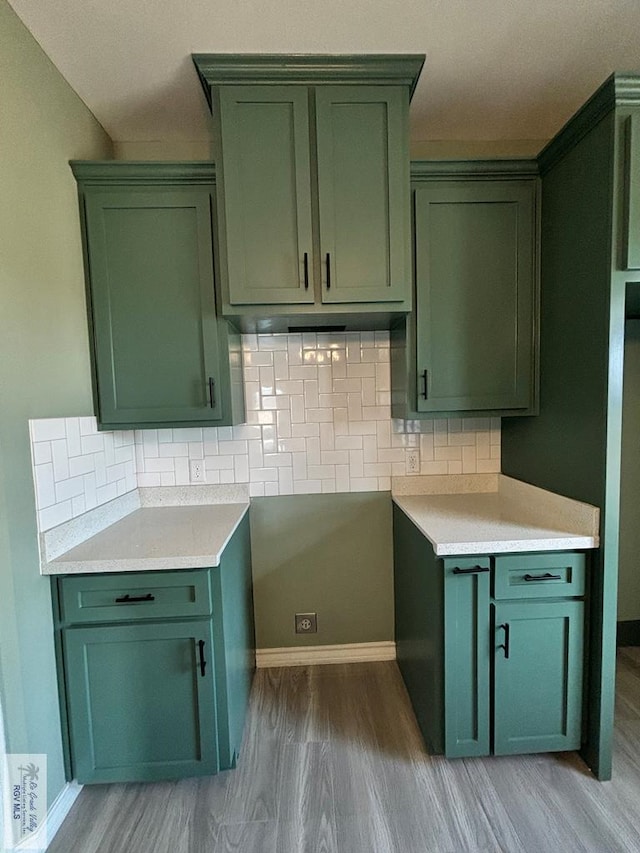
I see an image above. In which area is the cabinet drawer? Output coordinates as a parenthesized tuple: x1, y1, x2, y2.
(59, 570, 212, 624)
(492, 553, 586, 600)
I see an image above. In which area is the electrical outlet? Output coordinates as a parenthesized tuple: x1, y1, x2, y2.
(295, 612, 317, 634)
(406, 449, 420, 474)
(189, 459, 205, 483)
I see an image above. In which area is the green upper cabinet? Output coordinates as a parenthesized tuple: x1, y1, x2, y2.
(217, 86, 314, 305)
(193, 54, 423, 329)
(71, 163, 245, 430)
(315, 86, 409, 304)
(624, 111, 640, 270)
(391, 163, 539, 419)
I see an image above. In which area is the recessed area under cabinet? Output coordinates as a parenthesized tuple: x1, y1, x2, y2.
(192, 54, 424, 330)
(70, 162, 245, 430)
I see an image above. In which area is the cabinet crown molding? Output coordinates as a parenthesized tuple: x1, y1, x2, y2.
(538, 72, 640, 175)
(70, 161, 215, 185)
(192, 53, 425, 107)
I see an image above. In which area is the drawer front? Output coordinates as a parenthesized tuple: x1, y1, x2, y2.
(59, 569, 212, 624)
(492, 553, 586, 600)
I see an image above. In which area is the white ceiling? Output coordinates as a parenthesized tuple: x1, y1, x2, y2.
(8, 0, 640, 147)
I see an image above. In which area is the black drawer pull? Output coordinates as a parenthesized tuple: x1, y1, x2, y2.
(523, 572, 562, 582)
(498, 623, 510, 659)
(452, 566, 490, 575)
(114, 593, 155, 604)
(326, 252, 331, 289)
(303, 252, 309, 289)
(198, 639, 207, 677)
(208, 376, 216, 409)
(421, 369, 428, 400)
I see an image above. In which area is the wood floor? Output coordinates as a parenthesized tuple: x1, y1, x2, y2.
(49, 649, 640, 853)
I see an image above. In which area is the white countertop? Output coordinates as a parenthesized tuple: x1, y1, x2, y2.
(43, 502, 249, 575)
(392, 476, 599, 556)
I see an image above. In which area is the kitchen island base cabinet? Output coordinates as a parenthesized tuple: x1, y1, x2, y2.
(393, 504, 586, 760)
(54, 513, 255, 784)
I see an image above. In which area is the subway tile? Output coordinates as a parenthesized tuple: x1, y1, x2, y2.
(220, 470, 236, 484)
(160, 472, 176, 487)
(103, 433, 116, 467)
(94, 452, 107, 487)
(462, 446, 477, 473)
(137, 473, 162, 488)
(321, 450, 349, 466)
(347, 363, 376, 378)
(363, 435, 378, 464)
(144, 457, 177, 473)
(278, 467, 294, 494)
(275, 379, 303, 396)
(278, 437, 306, 453)
(258, 334, 288, 351)
(39, 500, 73, 532)
(78, 417, 98, 436)
(261, 425, 277, 453)
(260, 365, 275, 395)
(392, 462, 406, 476)
(142, 430, 159, 458)
(448, 461, 463, 475)
(292, 451, 307, 481)
(331, 349, 346, 379)
(51, 438, 70, 481)
(346, 337, 361, 363)
(306, 436, 321, 465)
(276, 410, 291, 439)
(349, 477, 379, 492)
(306, 408, 334, 423)
(377, 448, 406, 463)
(96, 483, 118, 504)
(419, 433, 434, 461)
(263, 452, 293, 468)
(290, 395, 305, 423)
(376, 391, 391, 406)
(116, 479, 128, 496)
(289, 365, 317, 381)
(72, 495, 86, 517)
(245, 381, 261, 411)
(293, 480, 322, 494)
(478, 458, 501, 473)
(434, 446, 463, 462)
(264, 482, 280, 496)
(335, 465, 350, 492)
(360, 348, 378, 363)
(307, 464, 337, 480)
(273, 350, 289, 380)
(80, 433, 103, 456)
(304, 379, 319, 409)
(348, 421, 377, 436)
(349, 448, 364, 478)
(375, 363, 390, 391)
(347, 393, 362, 422)
(249, 467, 278, 482)
(361, 406, 390, 421)
(218, 440, 248, 456)
(83, 472, 97, 508)
(333, 408, 349, 435)
(321, 479, 337, 493)
(318, 393, 348, 408)
(234, 455, 250, 483)
(248, 440, 264, 469)
(319, 423, 335, 451)
(242, 333, 259, 352)
(175, 458, 190, 486)
(361, 378, 377, 406)
(421, 460, 450, 476)
(106, 463, 126, 484)
(32, 442, 52, 465)
(335, 435, 363, 451)
(287, 335, 303, 366)
(65, 418, 82, 457)
(332, 378, 362, 394)
(249, 482, 266, 497)
(434, 421, 448, 447)
(34, 463, 56, 509)
(243, 366, 260, 382)
(159, 442, 189, 458)
(245, 410, 275, 425)
(318, 365, 332, 394)
(376, 421, 391, 450)
(30, 418, 67, 442)
(157, 429, 173, 443)
(378, 476, 391, 491)
(204, 456, 234, 471)
(188, 442, 204, 460)
(244, 350, 274, 367)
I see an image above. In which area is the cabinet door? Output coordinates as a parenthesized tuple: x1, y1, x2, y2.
(218, 85, 314, 305)
(414, 180, 536, 413)
(64, 620, 218, 783)
(443, 558, 491, 757)
(84, 187, 226, 426)
(624, 113, 640, 270)
(316, 86, 410, 304)
(493, 600, 584, 755)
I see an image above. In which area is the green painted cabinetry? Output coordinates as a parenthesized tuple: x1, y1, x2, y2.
(53, 513, 255, 784)
(625, 112, 640, 270)
(70, 162, 244, 429)
(391, 162, 539, 418)
(393, 505, 586, 759)
(193, 54, 424, 329)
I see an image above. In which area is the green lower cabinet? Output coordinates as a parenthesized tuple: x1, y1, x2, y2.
(64, 620, 218, 783)
(393, 506, 586, 760)
(443, 558, 490, 757)
(492, 599, 584, 755)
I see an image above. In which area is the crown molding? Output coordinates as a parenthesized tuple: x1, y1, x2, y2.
(538, 73, 640, 175)
(411, 159, 539, 180)
(192, 53, 425, 108)
(69, 161, 215, 185)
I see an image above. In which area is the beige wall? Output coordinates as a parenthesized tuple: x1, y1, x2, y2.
(0, 0, 112, 803)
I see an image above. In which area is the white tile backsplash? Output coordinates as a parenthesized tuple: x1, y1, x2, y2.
(29, 332, 501, 530)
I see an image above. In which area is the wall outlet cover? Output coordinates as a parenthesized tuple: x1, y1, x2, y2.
(406, 449, 420, 474)
(295, 612, 317, 634)
(189, 459, 205, 483)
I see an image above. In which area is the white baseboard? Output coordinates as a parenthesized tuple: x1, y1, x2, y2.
(256, 641, 396, 668)
(45, 781, 83, 850)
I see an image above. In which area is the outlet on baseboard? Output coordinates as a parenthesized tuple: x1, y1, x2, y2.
(406, 449, 420, 475)
(189, 459, 205, 483)
(295, 612, 317, 634)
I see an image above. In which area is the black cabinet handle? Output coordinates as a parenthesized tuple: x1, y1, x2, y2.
(114, 593, 155, 604)
(198, 639, 207, 677)
(421, 369, 428, 400)
(452, 565, 490, 575)
(498, 623, 510, 659)
(303, 252, 309, 290)
(208, 376, 216, 408)
(523, 572, 562, 582)
(326, 252, 331, 289)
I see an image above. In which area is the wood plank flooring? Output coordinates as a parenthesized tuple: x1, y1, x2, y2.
(48, 649, 640, 853)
